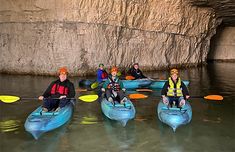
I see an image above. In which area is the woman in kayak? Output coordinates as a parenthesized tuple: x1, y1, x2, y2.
(97, 63, 108, 83)
(38, 67, 75, 112)
(161, 68, 190, 108)
(128, 63, 147, 79)
(102, 67, 127, 104)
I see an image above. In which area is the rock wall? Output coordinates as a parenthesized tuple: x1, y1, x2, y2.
(0, 0, 219, 75)
(208, 26, 235, 61)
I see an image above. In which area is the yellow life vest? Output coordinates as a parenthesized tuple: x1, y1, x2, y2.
(167, 77, 183, 97)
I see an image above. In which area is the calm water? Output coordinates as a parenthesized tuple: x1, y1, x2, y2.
(0, 62, 234, 152)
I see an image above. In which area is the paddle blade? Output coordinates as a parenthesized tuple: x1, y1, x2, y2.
(91, 82, 99, 89)
(78, 95, 98, 102)
(204, 95, 223, 101)
(129, 94, 148, 99)
(0, 95, 20, 103)
(136, 89, 153, 92)
(125, 76, 135, 80)
(117, 71, 122, 77)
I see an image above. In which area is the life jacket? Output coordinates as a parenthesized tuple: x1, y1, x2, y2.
(101, 70, 108, 79)
(107, 77, 121, 92)
(50, 82, 68, 95)
(167, 77, 183, 97)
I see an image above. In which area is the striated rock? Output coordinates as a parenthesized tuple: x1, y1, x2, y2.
(208, 26, 235, 61)
(0, 0, 227, 75)
(189, 0, 235, 26)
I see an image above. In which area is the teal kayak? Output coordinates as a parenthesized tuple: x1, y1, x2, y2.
(122, 78, 152, 89)
(157, 100, 192, 132)
(150, 80, 189, 89)
(24, 99, 75, 139)
(101, 98, 136, 126)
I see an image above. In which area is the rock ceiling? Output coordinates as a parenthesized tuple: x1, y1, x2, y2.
(189, 0, 235, 26)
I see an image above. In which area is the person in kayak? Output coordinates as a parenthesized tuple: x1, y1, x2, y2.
(128, 63, 147, 79)
(97, 63, 108, 83)
(38, 67, 75, 112)
(102, 67, 127, 104)
(161, 68, 190, 108)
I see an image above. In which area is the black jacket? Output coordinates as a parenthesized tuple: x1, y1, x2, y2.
(128, 67, 147, 79)
(161, 78, 189, 97)
(43, 79, 75, 98)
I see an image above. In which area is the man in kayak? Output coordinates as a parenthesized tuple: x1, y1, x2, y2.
(161, 68, 190, 108)
(128, 63, 147, 79)
(97, 63, 108, 83)
(38, 67, 75, 112)
(102, 67, 127, 104)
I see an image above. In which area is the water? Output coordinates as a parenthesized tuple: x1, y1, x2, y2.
(0, 62, 234, 152)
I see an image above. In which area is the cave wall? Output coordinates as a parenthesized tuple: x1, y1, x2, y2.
(208, 26, 235, 61)
(0, 0, 219, 75)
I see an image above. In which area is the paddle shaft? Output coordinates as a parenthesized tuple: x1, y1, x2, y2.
(21, 97, 76, 100)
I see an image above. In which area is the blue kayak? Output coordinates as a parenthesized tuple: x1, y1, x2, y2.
(79, 79, 94, 88)
(24, 99, 75, 139)
(150, 80, 189, 89)
(101, 98, 136, 126)
(157, 100, 192, 132)
(122, 78, 152, 89)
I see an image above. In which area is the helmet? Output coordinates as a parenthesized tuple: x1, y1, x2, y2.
(99, 63, 104, 67)
(170, 68, 178, 75)
(111, 67, 118, 73)
(58, 67, 68, 75)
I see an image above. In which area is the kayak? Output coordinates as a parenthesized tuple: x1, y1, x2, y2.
(122, 78, 152, 89)
(157, 100, 192, 132)
(101, 98, 136, 126)
(79, 79, 94, 87)
(79, 79, 105, 89)
(24, 99, 75, 139)
(150, 80, 189, 89)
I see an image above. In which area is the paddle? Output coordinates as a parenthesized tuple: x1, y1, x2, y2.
(0, 95, 76, 103)
(136, 89, 153, 92)
(191, 95, 223, 101)
(129, 93, 148, 99)
(78, 95, 98, 102)
(91, 81, 99, 89)
(76, 88, 89, 92)
(117, 71, 122, 77)
(125, 76, 135, 80)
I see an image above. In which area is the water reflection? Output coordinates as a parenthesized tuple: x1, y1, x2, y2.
(103, 117, 136, 151)
(0, 62, 234, 152)
(0, 119, 21, 132)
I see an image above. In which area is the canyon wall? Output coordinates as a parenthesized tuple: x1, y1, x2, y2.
(0, 0, 220, 75)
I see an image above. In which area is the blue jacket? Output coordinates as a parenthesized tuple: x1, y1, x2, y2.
(97, 69, 108, 83)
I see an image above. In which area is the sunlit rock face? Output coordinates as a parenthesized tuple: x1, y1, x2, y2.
(0, 0, 230, 75)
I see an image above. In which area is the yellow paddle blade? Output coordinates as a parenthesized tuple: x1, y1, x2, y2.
(129, 94, 148, 99)
(204, 95, 223, 101)
(136, 89, 153, 92)
(117, 71, 122, 77)
(125, 76, 135, 80)
(78, 95, 98, 102)
(91, 82, 99, 89)
(0, 95, 20, 103)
